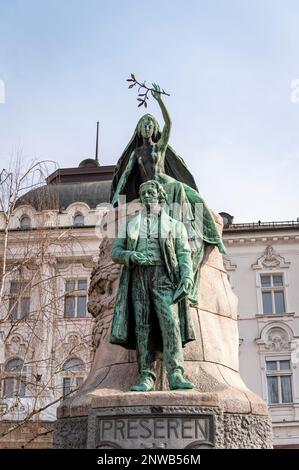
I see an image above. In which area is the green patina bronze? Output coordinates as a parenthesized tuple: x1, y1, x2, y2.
(110, 84, 226, 304)
(109, 84, 227, 391)
(111, 180, 195, 391)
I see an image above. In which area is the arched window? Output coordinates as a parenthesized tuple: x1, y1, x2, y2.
(257, 324, 295, 406)
(73, 213, 84, 227)
(3, 358, 26, 398)
(62, 357, 85, 398)
(20, 216, 31, 230)
(63, 357, 85, 372)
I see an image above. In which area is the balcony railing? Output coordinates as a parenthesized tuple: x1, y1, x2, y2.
(224, 220, 299, 231)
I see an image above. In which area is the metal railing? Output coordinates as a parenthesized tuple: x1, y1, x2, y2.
(224, 220, 299, 230)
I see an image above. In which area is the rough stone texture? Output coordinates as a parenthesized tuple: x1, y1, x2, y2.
(53, 405, 272, 449)
(53, 416, 87, 449)
(54, 205, 273, 449)
(224, 414, 273, 449)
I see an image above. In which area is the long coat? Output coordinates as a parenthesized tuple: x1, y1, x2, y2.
(110, 209, 196, 350)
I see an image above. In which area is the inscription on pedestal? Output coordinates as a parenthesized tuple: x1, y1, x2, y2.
(96, 414, 214, 449)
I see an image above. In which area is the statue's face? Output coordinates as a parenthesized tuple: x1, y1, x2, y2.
(140, 184, 159, 207)
(140, 118, 155, 139)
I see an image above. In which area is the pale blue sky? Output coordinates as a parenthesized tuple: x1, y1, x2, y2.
(0, 0, 299, 221)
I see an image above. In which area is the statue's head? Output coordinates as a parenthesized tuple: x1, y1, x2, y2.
(139, 180, 167, 208)
(136, 114, 160, 141)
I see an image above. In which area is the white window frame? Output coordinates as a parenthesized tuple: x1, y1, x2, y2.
(3, 357, 27, 398)
(62, 357, 85, 398)
(265, 356, 294, 405)
(9, 281, 31, 320)
(64, 278, 88, 319)
(256, 271, 289, 315)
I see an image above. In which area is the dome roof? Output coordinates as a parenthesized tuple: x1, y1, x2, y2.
(16, 180, 111, 211)
(78, 158, 100, 168)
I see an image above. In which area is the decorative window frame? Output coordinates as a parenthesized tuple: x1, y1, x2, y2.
(64, 202, 90, 227)
(252, 245, 290, 316)
(11, 205, 36, 230)
(264, 356, 294, 406)
(2, 356, 27, 399)
(55, 332, 91, 367)
(2, 267, 40, 323)
(64, 278, 88, 319)
(256, 323, 298, 405)
(57, 262, 92, 320)
(255, 270, 290, 316)
(61, 356, 86, 398)
(8, 280, 31, 321)
(53, 332, 91, 401)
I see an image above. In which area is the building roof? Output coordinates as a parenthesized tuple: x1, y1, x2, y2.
(16, 163, 115, 211)
(16, 180, 112, 211)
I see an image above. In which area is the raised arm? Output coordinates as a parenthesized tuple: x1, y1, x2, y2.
(151, 83, 172, 151)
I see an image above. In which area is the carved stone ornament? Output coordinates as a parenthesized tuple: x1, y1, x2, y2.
(265, 327, 290, 352)
(55, 333, 89, 363)
(223, 256, 237, 272)
(252, 245, 290, 270)
(5, 335, 28, 359)
(87, 237, 121, 351)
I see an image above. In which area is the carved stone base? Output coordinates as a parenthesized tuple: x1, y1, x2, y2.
(54, 390, 272, 449)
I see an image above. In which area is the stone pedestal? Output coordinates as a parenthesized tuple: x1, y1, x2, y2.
(54, 388, 272, 449)
(54, 207, 273, 449)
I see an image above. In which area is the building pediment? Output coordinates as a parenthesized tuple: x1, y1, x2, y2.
(252, 245, 290, 270)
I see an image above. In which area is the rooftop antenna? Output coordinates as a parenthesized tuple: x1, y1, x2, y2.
(95, 121, 99, 165)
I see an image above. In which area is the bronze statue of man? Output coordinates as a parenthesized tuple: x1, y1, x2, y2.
(110, 180, 195, 391)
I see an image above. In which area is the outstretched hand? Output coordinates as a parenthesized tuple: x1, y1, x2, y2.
(130, 252, 149, 265)
(151, 83, 162, 101)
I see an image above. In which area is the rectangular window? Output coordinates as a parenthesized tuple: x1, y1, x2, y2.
(20, 298, 30, 319)
(266, 360, 293, 405)
(64, 279, 87, 319)
(281, 376, 292, 403)
(9, 298, 18, 320)
(261, 275, 271, 287)
(280, 360, 290, 370)
(262, 292, 273, 314)
(77, 296, 87, 318)
(3, 377, 14, 398)
(62, 377, 84, 397)
(266, 361, 277, 371)
(3, 377, 26, 398)
(63, 377, 71, 398)
(261, 274, 286, 314)
(64, 296, 75, 318)
(9, 281, 31, 320)
(267, 376, 279, 404)
(19, 378, 26, 398)
(274, 291, 285, 314)
(273, 275, 283, 287)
